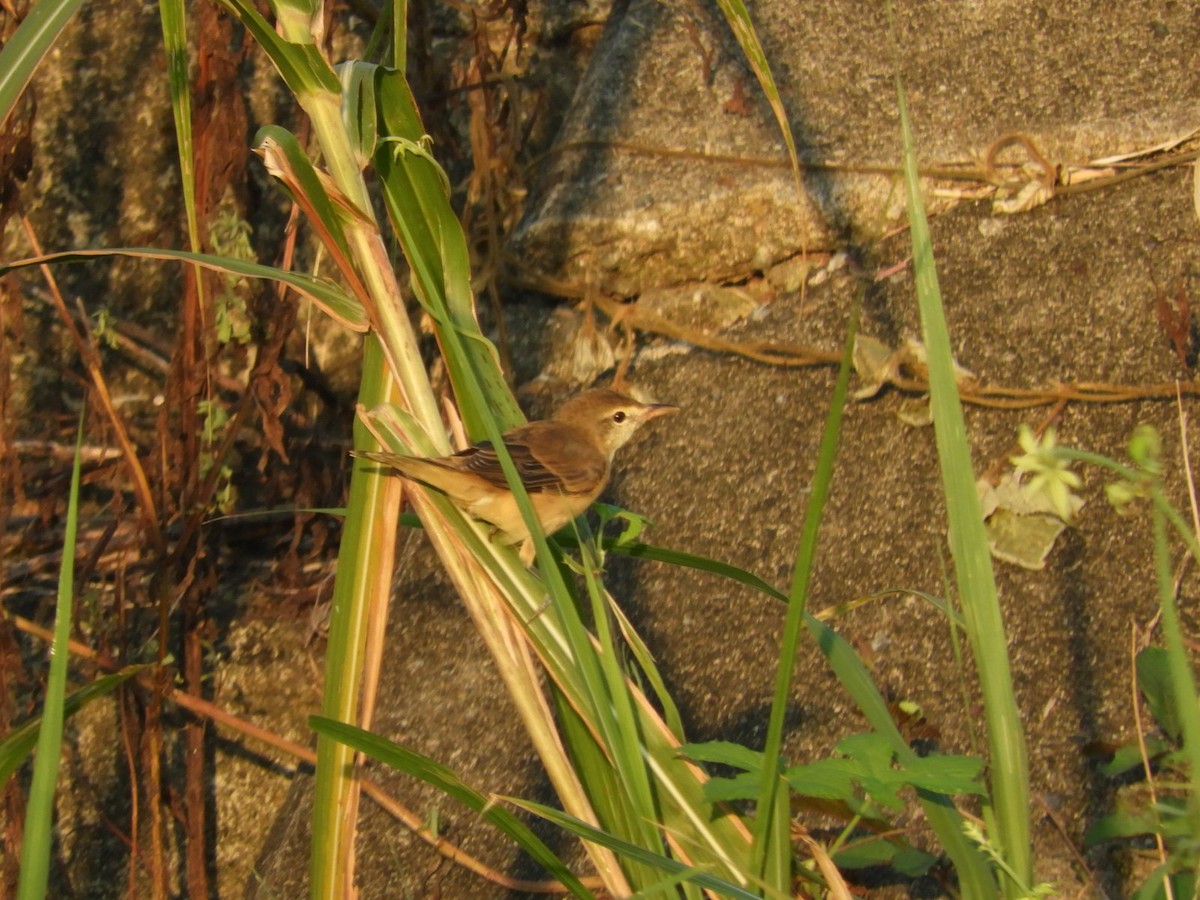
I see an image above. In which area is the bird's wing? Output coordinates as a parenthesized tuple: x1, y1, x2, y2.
(457, 422, 606, 496)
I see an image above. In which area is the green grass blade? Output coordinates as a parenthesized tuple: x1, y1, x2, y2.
(367, 48, 755, 897)
(554, 692, 666, 893)
(17, 412, 84, 900)
(711, 0, 800, 195)
(602, 590, 686, 740)
(577, 547, 664, 888)
(309, 716, 596, 899)
(156, 0, 198, 254)
(0, 0, 84, 132)
(606, 541, 789, 605)
(750, 301, 859, 885)
(0, 666, 147, 787)
(509, 798, 766, 900)
(895, 63, 1031, 894)
(373, 70, 519, 437)
(0, 248, 368, 331)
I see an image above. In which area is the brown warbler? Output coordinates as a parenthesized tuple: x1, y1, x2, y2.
(357, 388, 678, 563)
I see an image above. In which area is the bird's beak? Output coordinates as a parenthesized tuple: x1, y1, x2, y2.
(641, 403, 679, 421)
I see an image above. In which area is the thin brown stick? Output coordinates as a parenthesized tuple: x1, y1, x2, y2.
(116, 565, 142, 900)
(1033, 794, 1096, 893)
(141, 667, 168, 900)
(515, 267, 1200, 410)
(522, 137, 1200, 197)
(17, 215, 165, 553)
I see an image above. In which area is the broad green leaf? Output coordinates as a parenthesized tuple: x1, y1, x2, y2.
(211, 0, 339, 96)
(373, 67, 519, 437)
(337, 61, 380, 167)
(786, 758, 861, 803)
(900, 753, 986, 797)
(1138, 647, 1181, 741)
(254, 125, 355, 261)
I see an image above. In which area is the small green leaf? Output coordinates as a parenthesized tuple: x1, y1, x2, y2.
(678, 740, 766, 773)
(832, 838, 902, 869)
(1138, 647, 1181, 741)
(701, 771, 764, 804)
(505, 797, 762, 900)
(785, 758, 860, 803)
(1128, 424, 1163, 471)
(893, 846, 938, 877)
(1085, 809, 1164, 845)
(592, 503, 650, 546)
(1098, 738, 1172, 777)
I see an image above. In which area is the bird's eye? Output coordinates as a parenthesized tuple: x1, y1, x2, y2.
(612, 411, 627, 423)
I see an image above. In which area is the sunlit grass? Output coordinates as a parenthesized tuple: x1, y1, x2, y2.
(17, 415, 84, 900)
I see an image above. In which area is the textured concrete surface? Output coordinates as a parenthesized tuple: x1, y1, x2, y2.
(7, 0, 1199, 896)
(302, 1, 1200, 895)
(513, 0, 1199, 296)
(256, 171, 1200, 897)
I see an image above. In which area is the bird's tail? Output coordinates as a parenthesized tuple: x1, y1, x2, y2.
(352, 451, 483, 503)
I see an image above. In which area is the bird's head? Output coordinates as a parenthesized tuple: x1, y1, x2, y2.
(552, 388, 679, 458)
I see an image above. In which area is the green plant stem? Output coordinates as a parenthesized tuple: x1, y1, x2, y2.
(310, 339, 402, 899)
(751, 300, 859, 887)
(1151, 504, 1200, 838)
(260, 32, 446, 900)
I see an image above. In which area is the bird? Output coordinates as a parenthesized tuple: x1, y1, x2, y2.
(357, 388, 678, 563)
